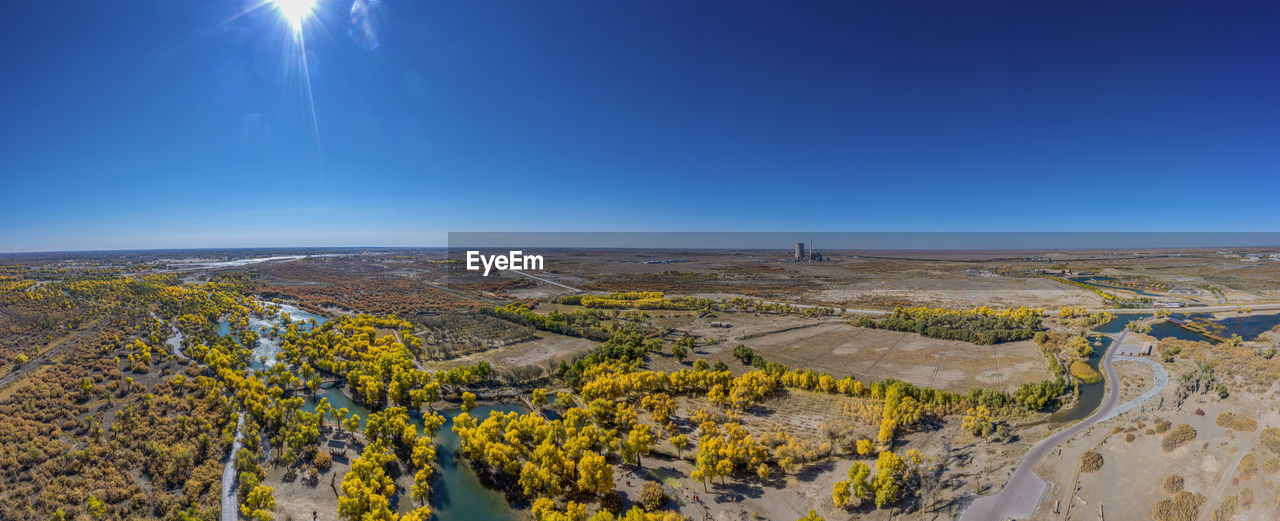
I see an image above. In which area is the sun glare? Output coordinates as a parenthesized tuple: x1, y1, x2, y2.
(274, 0, 316, 30)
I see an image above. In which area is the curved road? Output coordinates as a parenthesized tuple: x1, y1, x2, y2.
(961, 330, 1160, 521)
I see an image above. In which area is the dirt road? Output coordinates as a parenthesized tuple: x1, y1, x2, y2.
(222, 412, 245, 521)
(0, 316, 106, 391)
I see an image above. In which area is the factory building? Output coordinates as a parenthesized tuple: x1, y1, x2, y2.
(793, 242, 823, 262)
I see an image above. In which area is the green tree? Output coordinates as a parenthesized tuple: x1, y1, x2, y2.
(671, 343, 688, 362)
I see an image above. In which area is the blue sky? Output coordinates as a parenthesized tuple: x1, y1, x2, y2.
(2, 0, 1280, 252)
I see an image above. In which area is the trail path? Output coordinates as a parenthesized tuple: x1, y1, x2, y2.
(0, 316, 107, 391)
(222, 412, 245, 521)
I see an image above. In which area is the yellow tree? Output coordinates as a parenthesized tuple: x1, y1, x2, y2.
(671, 435, 689, 459)
(622, 424, 653, 466)
(577, 452, 614, 497)
(241, 484, 276, 521)
(338, 444, 397, 521)
(873, 450, 904, 508)
(847, 461, 872, 500)
(832, 480, 851, 508)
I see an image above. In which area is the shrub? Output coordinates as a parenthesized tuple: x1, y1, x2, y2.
(1263, 457, 1280, 474)
(313, 450, 332, 470)
(1260, 428, 1280, 455)
(1079, 450, 1103, 473)
(1237, 454, 1257, 481)
(600, 491, 623, 514)
(1210, 494, 1237, 521)
(1155, 420, 1172, 433)
(1161, 424, 1197, 452)
(1125, 433, 1135, 443)
(1152, 491, 1206, 521)
(1163, 474, 1184, 494)
(640, 481, 668, 512)
(1070, 361, 1102, 384)
(1216, 411, 1257, 432)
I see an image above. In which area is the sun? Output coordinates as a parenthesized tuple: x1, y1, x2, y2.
(273, 0, 317, 31)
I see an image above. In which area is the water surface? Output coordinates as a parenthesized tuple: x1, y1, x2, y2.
(304, 387, 526, 521)
(1046, 335, 1110, 424)
(216, 301, 328, 369)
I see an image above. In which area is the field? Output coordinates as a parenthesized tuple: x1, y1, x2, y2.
(666, 313, 1049, 393)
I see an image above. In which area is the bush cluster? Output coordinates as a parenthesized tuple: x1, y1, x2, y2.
(1161, 424, 1197, 452)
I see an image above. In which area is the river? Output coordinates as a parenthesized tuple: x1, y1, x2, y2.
(303, 386, 527, 521)
(1045, 334, 1110, 424)
(1094, 310, 1280, 343)
(216, 301, 328, 370)
(218, 302, 524, 521)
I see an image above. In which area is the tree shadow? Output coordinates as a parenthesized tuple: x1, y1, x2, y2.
(794, 459, 836, 483)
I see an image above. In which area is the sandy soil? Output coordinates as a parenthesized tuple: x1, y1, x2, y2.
(809, 275, 1102, 310)
(1031, 375, 1280, 521)
(422, 331, 597, 373)
(1114, 360, 1154, 402)
(269, 460, 345, 521)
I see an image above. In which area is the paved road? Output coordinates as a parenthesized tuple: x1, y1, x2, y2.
(222, 412, 245, 521)
(961, 331, 1134, 521)
(1098, 356, 1168, 423)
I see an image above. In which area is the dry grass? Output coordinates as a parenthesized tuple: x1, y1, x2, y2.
(1237, 453, 1258, 481)
(1209, 494, 1237, 521)
(1261, 427, 1280, 455)
(1153, 491, 1206, 521)
(706, 320, 1049, 393)
(1215, 411, 1258, 432)
(1079, 450, 1104, 473)
(1262, 457, 1280, 474)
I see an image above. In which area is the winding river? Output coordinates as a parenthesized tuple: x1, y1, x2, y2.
(304, 387, 527, 520)
(216, 302, 525, 521)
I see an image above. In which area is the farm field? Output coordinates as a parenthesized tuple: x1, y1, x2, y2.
(674, 317, 1049, 393)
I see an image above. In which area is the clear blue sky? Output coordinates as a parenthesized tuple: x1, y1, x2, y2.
(3, 0, 1280, 252)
